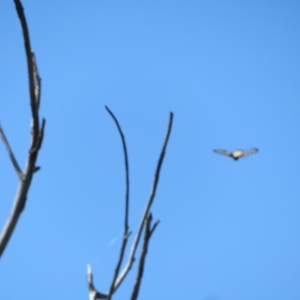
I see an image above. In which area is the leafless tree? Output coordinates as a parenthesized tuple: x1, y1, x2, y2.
(1, 1, 174, 299)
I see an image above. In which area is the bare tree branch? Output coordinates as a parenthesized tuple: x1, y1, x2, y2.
(131, 213, 159, 300)
(87, 265, 108, 300)
(113, 112, 173, 291)
(104, 106, 131, 299)
(0, 124, 23, 180)
(0, 0, 45, 258)
(87, 111, 173, 299)
(13, 0, 39, 137)
(105, 106, 130, 232)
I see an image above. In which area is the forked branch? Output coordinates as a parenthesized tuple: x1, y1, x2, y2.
(113, 112, 173, 291)
(87, 265, 108, 300)
(87, 109, 173, 299)
(0, 0, 45, 258)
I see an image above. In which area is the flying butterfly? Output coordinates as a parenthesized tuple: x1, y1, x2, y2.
(213, 148, 259, 160)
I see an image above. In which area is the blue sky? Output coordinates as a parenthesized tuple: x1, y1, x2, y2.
(1, 1, 300, 299)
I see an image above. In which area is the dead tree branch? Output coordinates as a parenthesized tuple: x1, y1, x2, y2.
(131, 213, 159, 300)
(87, 265, 108, 300)
(87, 110, 173, 299)
(14, 0, 40, 136)
(0, 0, 45, 258)
(113, 112, 173, 290)
(105, 106, 131, 299)
(0, 124, 23, 180)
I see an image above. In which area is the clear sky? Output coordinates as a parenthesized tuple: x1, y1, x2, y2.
(1, 1, 300, 299)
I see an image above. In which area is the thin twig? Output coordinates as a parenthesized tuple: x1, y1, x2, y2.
(131, 214, 159, 300)
(113, 112, 174, 291)
(0, 124, 23, 180)
(105, 106, 130, 232)
(105, 106, 131, 299)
